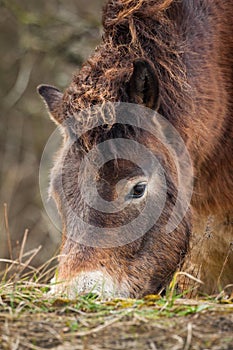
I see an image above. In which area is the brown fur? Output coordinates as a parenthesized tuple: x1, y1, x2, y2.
(39, 0, 233, 296)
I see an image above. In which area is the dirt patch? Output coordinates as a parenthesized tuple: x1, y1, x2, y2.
(1, 302, 233, 350)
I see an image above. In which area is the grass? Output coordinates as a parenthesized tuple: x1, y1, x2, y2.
(0, 280, 212, 317)
(0, 273, 233, 349)
(1, 215, 233, 349)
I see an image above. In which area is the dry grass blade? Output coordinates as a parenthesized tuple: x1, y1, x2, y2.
(176, 271, 204, 285)
(0, 244, 42, 284)
(70, 313, 130, 337)
(18, 229, 29, 265)
(34, 254, 60, 282)
(184, 322, 192, 350)
(168, 271, 203, 301)
(217, 243, 233, 290)
(4, 203, 12, 261)
(0, 259, 38, 276)
(15, 245, 42, 280)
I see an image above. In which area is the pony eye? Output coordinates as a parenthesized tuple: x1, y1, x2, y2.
(130, 182, 147, 199)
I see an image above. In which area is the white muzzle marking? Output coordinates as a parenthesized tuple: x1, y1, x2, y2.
(50, 270, 130, 299)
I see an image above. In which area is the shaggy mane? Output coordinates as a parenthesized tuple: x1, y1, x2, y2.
(64, 0, 192, 131)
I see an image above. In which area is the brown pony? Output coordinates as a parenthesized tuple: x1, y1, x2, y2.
(38, 0, 233, 297)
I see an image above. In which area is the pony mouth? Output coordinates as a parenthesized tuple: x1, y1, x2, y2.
(49, 270, 130, 299)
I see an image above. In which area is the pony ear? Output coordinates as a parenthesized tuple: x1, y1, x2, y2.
(128, 59, 160, 110)
(37, 84, 64, 124)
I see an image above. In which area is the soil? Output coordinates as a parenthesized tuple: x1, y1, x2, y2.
(1, 305, 232, 350)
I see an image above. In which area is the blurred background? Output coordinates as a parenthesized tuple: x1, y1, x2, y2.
(0, 0, 105, 271)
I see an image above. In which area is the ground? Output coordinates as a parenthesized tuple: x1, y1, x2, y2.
(0, 282, 233, 350)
